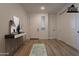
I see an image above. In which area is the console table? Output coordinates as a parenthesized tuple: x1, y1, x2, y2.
(5, 33, 26, 55)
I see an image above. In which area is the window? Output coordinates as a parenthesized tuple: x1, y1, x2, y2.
(40, 16, 45, 32)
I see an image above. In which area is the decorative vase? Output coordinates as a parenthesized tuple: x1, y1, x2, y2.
(17, 25, 20, 34)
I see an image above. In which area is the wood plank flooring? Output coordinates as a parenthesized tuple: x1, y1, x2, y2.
(14, 39, 79, 56)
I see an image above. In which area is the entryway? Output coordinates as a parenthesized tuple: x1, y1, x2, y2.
(29, 14, 48, 40)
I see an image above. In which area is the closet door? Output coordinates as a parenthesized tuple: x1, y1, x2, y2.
(75, 13, 79, 49)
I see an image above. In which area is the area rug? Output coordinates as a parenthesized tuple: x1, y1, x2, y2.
(29, 44, 47, 56)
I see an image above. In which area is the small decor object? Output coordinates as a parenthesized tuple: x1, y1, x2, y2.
(17, 25, 20, 34)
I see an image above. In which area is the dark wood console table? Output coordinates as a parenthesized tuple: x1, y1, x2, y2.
(5, 33, 26, 55)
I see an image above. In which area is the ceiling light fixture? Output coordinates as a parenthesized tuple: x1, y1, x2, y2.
(41, 6, 45, 10)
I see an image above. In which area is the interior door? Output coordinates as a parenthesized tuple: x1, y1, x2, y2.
(30, 14, 48, 39)
(30, 14, 39, 39)
(75, 13, 79, 49)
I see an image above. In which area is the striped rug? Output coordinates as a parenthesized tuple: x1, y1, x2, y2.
(29, 44, 47, 56)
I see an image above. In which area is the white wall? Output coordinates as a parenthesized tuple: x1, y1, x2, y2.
(48, 14, 56, 39)
(0, 3, 30, 55)
(56, 13, 76, 47)
(56, 4, 79, 51)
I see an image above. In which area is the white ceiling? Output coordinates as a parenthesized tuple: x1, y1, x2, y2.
(22, 3, 68, 14)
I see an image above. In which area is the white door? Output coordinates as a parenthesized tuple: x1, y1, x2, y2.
(38, 14, 48, 39)
(30, 14, 39, 39)
(75, 13, 79, 49)
(29, 14, 48, 39)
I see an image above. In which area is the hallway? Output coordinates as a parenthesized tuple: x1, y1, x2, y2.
(0, 3, 79, 56)
(14, 39, 79, 56)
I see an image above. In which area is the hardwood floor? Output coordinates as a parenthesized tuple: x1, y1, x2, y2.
(14, 39, 79, 56)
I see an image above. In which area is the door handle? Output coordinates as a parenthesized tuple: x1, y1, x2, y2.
(77, 31, 79, 33)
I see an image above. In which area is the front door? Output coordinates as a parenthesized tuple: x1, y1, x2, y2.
(29, 14, 48, 39)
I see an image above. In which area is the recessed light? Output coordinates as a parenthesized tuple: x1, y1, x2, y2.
(40, 6, 45, 10)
